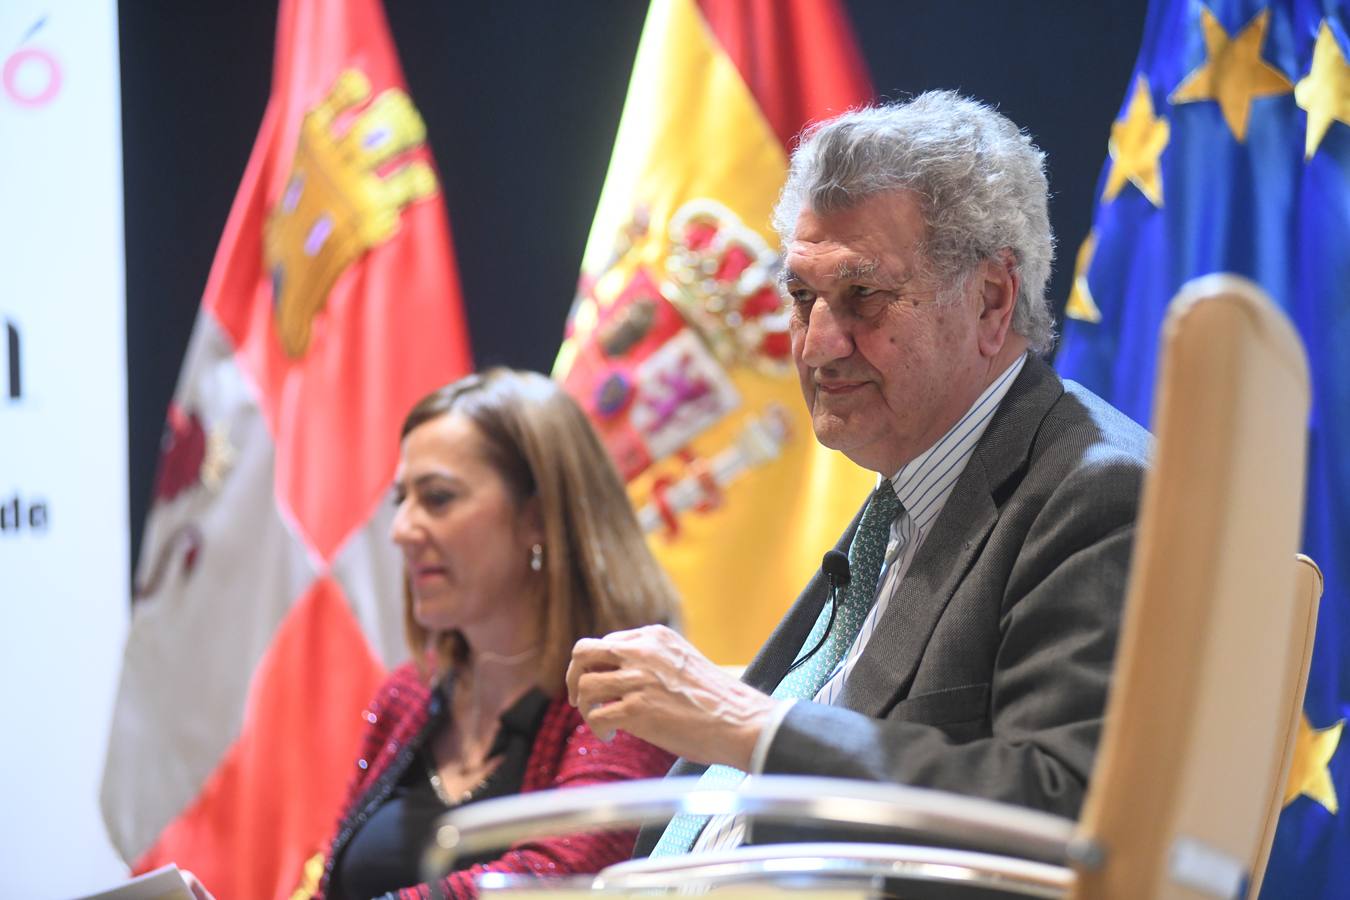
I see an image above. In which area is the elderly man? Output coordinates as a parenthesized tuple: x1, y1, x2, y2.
(566, 91, 1150, 855)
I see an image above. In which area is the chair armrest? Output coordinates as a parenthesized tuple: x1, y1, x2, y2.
(599, 842, 1072, 897)
(422, 775, 1078, 882)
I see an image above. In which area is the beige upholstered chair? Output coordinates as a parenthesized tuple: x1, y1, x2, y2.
(424, 275, 1322, 899)
(1070, 273, 1317, 899)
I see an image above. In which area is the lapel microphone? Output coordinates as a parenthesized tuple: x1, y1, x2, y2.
(786, 550, 853, 674)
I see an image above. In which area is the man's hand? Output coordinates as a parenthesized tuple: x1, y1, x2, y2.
(566, 625, 777, 769)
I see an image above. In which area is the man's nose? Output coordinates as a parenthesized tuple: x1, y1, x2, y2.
(797, 301, 854, 368)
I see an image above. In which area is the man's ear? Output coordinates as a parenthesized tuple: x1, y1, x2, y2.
(975, 250, 1019, 358)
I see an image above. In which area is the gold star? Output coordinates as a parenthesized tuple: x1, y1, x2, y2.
(1295, 21, 1350, 159)
(1282, 712, 1343, 814)
(1065, 231, 1102, 324)
(1170, 6, 1294, 142)
(1103, 77, 1170, 206)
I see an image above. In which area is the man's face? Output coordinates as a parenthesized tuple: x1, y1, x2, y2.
(784, 190, 992, 475)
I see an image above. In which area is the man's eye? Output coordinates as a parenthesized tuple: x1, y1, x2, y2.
(391, 488, 407, 507)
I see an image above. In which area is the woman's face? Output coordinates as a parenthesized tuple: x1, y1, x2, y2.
(390, 412, 542, 644)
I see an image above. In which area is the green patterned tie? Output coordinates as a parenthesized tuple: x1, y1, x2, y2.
(648, 481, 902, 857)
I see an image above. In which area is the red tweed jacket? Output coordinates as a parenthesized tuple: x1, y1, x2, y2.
(317, 662, 674, 900)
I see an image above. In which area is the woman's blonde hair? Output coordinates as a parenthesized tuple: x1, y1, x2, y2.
(399, 367, 679, 691)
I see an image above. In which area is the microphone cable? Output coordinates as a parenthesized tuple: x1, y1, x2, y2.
(785, 550, 851, 674)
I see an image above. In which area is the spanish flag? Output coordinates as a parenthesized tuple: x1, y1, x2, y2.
(100, 0, 471, 895)
(556, 0, 874, 663)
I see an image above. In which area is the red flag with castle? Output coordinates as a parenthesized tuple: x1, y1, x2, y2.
(557, 0, 876, 663)
(100, 0, 471, 895)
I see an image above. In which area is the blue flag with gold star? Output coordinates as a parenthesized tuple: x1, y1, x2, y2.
(1054, 0, 1349, 895)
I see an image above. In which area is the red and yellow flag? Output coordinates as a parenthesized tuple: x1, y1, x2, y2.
(100, 0, 471, 895)
(557, 0, 874, 664)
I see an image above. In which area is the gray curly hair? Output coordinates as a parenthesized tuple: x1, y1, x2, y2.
(772, 91, 1057, 353)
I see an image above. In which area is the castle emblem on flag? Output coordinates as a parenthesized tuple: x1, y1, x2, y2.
(561, 199, 795, 537)
(264, 68, 437, 358)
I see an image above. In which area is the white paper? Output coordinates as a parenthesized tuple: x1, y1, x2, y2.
(71, 864, 194, 900)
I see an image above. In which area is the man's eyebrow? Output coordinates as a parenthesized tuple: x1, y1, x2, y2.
(834, 259, 879, 280)
(778, 259, 883, 286)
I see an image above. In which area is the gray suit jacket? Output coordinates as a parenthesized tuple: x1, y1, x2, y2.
(635, 355, 1151, 855)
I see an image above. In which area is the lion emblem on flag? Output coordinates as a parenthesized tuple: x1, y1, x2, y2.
(134, 403, 237, 601)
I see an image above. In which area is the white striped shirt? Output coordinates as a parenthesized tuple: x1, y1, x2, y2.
(690, 353, 1027, 854)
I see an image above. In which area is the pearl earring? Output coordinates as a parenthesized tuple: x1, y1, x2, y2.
(529, 543, 544, 572)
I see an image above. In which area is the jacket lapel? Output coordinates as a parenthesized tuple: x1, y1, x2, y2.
(837, 356, 1064, 717)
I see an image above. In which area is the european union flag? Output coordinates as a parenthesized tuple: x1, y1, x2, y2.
(1053, 0, 1349, 895)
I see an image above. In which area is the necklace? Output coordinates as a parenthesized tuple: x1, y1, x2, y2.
(422, 747, 493, 807)
(475, 644, 539, 665)
(453, 645, 538, 775)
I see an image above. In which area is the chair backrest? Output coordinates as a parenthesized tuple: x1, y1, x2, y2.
(1072, 275, 1316, 900)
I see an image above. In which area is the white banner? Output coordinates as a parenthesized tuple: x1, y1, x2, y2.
(0, 2, 130, 896)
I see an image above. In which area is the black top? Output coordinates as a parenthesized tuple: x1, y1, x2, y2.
(331, 682, 551, 900)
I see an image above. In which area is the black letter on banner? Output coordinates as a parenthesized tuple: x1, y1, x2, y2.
(5, 320, 19, 400)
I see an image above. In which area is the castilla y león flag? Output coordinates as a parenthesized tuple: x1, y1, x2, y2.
(556, 0, 875, 663)
(100, 0, 471, 896)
